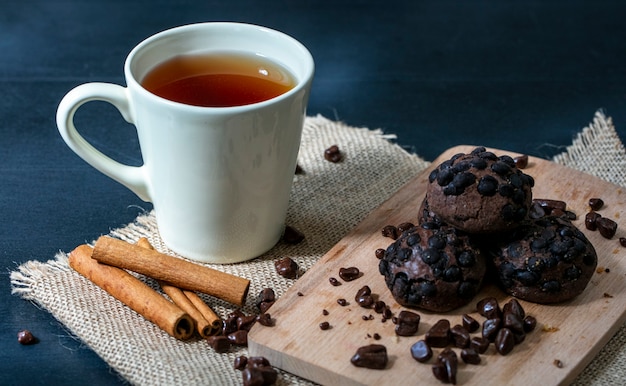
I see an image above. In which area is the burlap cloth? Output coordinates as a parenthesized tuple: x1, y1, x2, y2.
(10, 112, 626, 385)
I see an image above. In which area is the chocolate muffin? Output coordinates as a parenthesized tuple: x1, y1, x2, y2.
(488, 215, 597, 304)
(378, 222, 486, 312)
(426, 147, 535, 234)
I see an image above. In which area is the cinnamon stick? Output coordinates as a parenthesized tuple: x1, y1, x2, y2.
(136, 238, 222, 337)
(92, 236, 250, 306)
(68, 244, 195, 340)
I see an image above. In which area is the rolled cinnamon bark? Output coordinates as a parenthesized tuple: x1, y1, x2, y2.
(136, 238, 221, 337)
(92, 236, 250, 306)
(68, 244, 195, 340)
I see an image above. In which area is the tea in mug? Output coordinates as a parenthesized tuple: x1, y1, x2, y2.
(141, 52, 296, 107)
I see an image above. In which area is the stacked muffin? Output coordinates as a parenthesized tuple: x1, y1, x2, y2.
(379, 147, 598, 312)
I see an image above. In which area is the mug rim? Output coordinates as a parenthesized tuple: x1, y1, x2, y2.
(124, 22, 315, 112)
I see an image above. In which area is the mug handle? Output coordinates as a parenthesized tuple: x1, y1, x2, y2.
(56, 83, 151, 202)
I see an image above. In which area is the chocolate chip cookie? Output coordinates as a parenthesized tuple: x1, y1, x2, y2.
(378, 223, 486, 312)
(488, 215, 597, 304)
(426, 147, 535, 234)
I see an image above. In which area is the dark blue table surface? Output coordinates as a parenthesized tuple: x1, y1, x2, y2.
(2, 1, 626, 384)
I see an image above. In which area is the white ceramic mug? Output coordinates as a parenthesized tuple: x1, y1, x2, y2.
(56, 22, 314, 263)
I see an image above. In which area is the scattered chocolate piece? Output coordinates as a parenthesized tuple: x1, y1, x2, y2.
(282, 225, 305, 244)
(241, 363, 277, 386)
(350, 344, 388, 369)
(207, 336, 231, 353)
(410, 340, 432, 363)
(227, 330, 249, 346)
(502, 298, 525, 320)
(381, 225, 399, 239)
(495, 328, 515, 355)
(355, 285, 374, 308)
(554, 359, 564, 368)
(256, 288, 276, 313)
(514, 154, 529, 169)
(620, 237, 626, 247)
(17, 330, 37, 345)
(597, 217, 618, 239)
(324, 144, 342, 163)
(503, 312, 524, 334)
(322, 309, 329, 316)
(329, 277, 342, 286)
(432, 348, 458, 385)
(461, 314, 480, 333)
(461, 347, 481, 365)
(256, 313, 274, 327)
(469, 336, 490, 354)
(295, 163, 304, 175)
(248, 356, 271, 368)
(373, 333, 381, 340)
(533, 199, 567, 214)
(397, 222, 415, 233)
(394, 310, 421, 336)
(588, 198, 604, 211)
(585, 211, 601, 231)
(374, 248, 386, 259)
(337, 298, 348, 306)
(274, 257, 299, 279)
(604, 292, 614, 298)
(477, 297, 501, 319)
(339, 267, 361, 281)
(450, 324, 471, 348)
(425, 319, 451, 348)
(482, 318, 502, 342)
(234, 355, 248, 370)
(237, 314, 258, 331)
(319, 321, 331, 330)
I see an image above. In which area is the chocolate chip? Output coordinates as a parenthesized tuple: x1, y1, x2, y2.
(585, 211, 601, 231)
(514, 154, 529, 169)
(495, 328, 515, 355)
(324, 144, 342, 163)
(259, 301, 274, 314)
(295, 163, 304, 174)
(588, 198, 604, 211)
(523, 315, 537, 333)
(207, 336, 231, 353)
(477, 297, 501, 319)
(237, 314, 258, 331)
(394, 310, 421, 336)
(410, 340, 432, 363)
(339, 267, 361, 281)
(620, 237, 626, 247)
(462, 314, 480, 333)
(375, 248, 386, 259)
(350, 344, 388, 369)
(477, 175, 498, 196)
(503, 312, 524, 334)
(329, 277, 342, 286)
(432, 348, 458, 385)
(322, 309, 329, 316)
(382, 225, 399, 239)
(597, 217, 618, 239)
(397, 222, 415, 233)
(355, 285, 374, 308)
(319, 321, 331, 330)
(282, 225, 305, 244)
(242, 365, 277, 386)
(482, 318, 502, 342)
(461, 347, 481, 365)
(450, 324, 471, 348)
(17, 330, 37, 345)
(234, 355, 248, 370)
(337, 298, 348, 306)
(274, 257, 299, 279)
(256, 313, 274, 327)
(502, 298, 525, 320)
(469, 336, 490, 354)
(227, 330, 248, 346)
(425, 319, 451, 348)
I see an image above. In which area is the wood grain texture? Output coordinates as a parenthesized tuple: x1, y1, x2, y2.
(248, 146, 626, 386)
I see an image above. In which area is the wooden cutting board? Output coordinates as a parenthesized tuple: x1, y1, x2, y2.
(248, 146, 626, 386)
